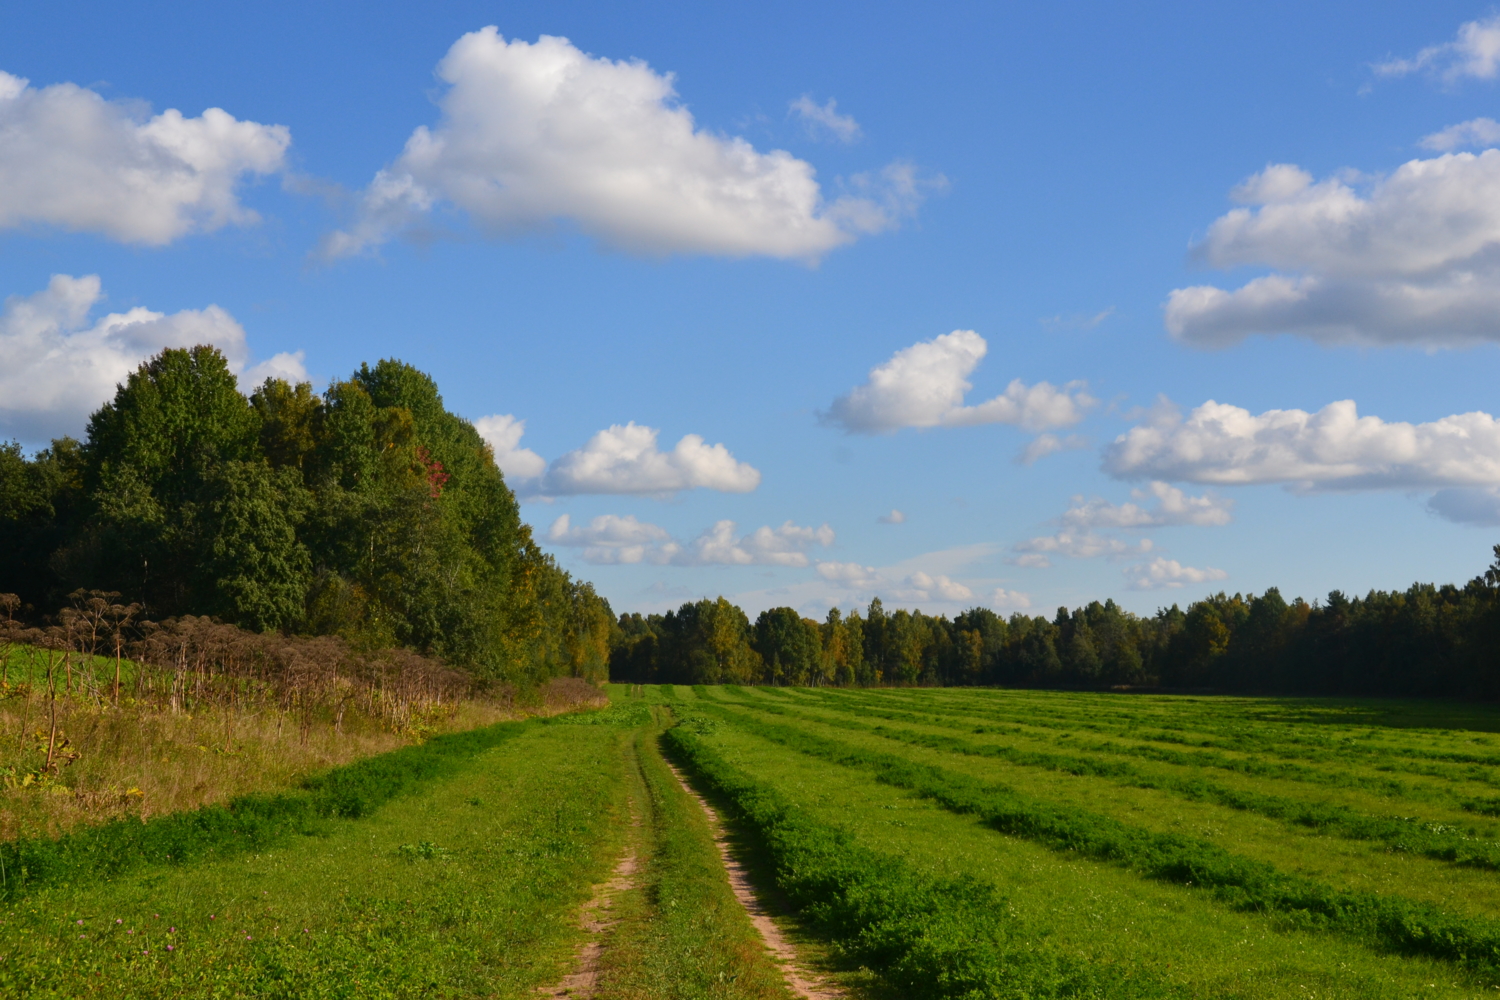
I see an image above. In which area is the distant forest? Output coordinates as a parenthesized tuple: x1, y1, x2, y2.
(6, 344, 1498, 699)
(612, 554, 1500, 699)
(0, 346, 612, 685)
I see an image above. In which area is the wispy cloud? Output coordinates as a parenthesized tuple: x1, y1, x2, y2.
(789, 94, 862, 143)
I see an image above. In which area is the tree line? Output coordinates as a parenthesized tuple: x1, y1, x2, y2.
(0, 346, 612, 686)
(610, 546, 1500, 698)
(9, 344, 1496, 700)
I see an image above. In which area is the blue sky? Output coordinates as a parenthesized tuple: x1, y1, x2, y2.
(5, 1, 1500, 619)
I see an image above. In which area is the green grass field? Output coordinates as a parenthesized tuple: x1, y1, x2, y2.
(658, 683, 1500, 998)
(9, 683, 1500, 997)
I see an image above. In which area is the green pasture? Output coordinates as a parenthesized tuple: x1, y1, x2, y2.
(0, 643, 142, 693)
(11, 680, 1500, 997)
(664, 684, 1500, 997)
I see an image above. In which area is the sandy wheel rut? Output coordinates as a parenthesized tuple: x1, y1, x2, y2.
(538, 839, 640, 998)
(664, 759, 844, 1000)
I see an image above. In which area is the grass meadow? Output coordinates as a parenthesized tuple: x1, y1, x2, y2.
(655, 683, 1500, 998)
(9, 679, 1500, 997)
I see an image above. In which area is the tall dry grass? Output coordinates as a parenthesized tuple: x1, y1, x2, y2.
(0, 591, 606, 841)
(0, 672, 604, 841)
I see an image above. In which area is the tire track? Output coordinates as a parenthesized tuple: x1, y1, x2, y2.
(664, 758, 843, 1000)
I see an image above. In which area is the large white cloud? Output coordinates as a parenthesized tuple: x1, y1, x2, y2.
(0, 71, 288, 245)
(822, 329, 1094, 434)
(1375, 15, 1500, 83)
(325, 30, 917, 260)
(1124, 557, 1228, 591)
(548, 514, 831, 566)
(473, 414, 546, 480)
(536, 421, 760, 497)
(1061, 481, 1233, 529)
(1167, 154, 1500, 347)
(1105, 397, 1500, 490)
(0, 274, 305, 442)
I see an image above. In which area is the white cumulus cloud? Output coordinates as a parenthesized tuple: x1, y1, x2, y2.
(680, 519, 834, 567)
(549, 514, 831, 566)
(0, 70, 288, 245)
(1008, 532, 1153, 569)
(326, 30, 917, 260)
(1167, 154, 1500, 347)
(814, 560, 996, 606)
(893, 571, 973, 603)
(822, 329, 1094, 434)
(789, 95, 862, 142)
(990, 588, 1032, 610)
(1061, 482, 1233, 529)
(473, 414, 546, 481)
(1104, 397, 1500, 491)
(1124, 557, 1229, 591)
(877, 509, 906, 524)
(1375, 15, 1500, 83)
(547, 513, 681, 564)
(1420, 117, 1500, 151)
(537, 422, 760, 497)
(815, 560, 886, 589)
(0, 274, 304, 442)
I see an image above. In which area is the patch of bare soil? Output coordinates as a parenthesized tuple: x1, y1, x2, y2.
(538, 846, 640, 998)
(665, 760, 844, 1000)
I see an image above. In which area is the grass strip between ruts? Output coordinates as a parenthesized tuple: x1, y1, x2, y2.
(591, 709, 795, 1000)
(697, 700, 1500, 982)
(748, 692, 1500, 872)
(0, 719, 533, 902)
(665, 712, 1187, 1000)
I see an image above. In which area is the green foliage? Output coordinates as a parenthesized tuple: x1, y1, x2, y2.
(6, 346, 613, 685)
(201, 460, 313, 631)
(752, 607, 822, 686)
(85, 345, 261, 503)
(608, 546, 1500, 698)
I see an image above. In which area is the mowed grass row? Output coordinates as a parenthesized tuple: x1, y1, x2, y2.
(771, 685, 1500, 825)
(0, 711, 642, 999)
(710, 693, 1500, 922)
(738, 688, 1500, 881)
(668, 700, 1486, 999)
(691, 696, 1500, 981)
(663, 710, 1191, 1000)
(817, 685, 1500, 783)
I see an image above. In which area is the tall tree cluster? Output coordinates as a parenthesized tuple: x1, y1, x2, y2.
(0, 347, 613, 684)
(611, 549, 1500, 697)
